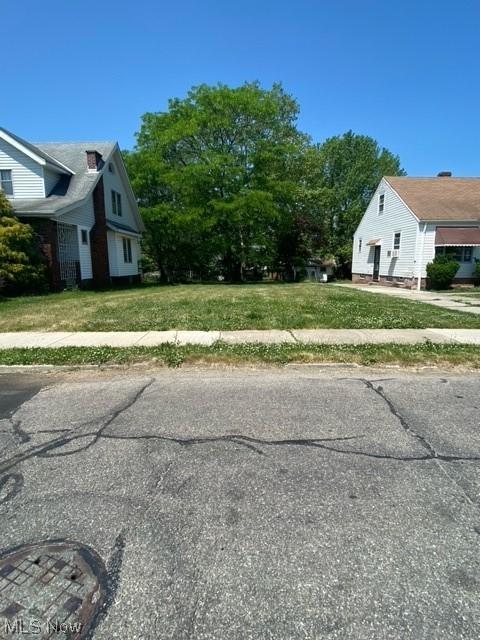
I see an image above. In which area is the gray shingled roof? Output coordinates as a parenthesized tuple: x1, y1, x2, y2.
(8, 137, 117, 215)
(0, 127, 75, 174)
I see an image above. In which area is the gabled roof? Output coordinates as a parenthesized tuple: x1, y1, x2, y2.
(16, 141, 117, 214)
(385, 176, 480, 222)
(7, 139, 116, 215)
(0, 127, 75, 174)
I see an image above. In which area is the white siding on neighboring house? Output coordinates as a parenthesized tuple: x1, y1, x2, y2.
(107, 231, 118, 276)
(43, 168, 61, 196)
(419, 222, 480, 279)
(0, 138, 45, 198)
(352, 179, 419, 279)
(107, 232, 140, 277)
(61, 197, 95, 281)
(103, 156, 137, 229)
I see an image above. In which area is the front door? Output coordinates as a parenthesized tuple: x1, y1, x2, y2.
(373, 245, 381, 281)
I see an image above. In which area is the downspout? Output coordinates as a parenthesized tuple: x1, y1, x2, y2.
(417, 222, 427, 290)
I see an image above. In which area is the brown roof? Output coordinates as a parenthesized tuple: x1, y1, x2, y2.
(385, 176, 480, 221)
(435, 226, 480, 246)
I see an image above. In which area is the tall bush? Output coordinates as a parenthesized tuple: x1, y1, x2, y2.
(426, 254, 459, 290)
(0, 190, 46, 294)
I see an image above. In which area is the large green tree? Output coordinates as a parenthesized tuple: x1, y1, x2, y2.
(125, 82, 315, 281)
(0, 190, 46, 294)
(314, 131, 405, 273)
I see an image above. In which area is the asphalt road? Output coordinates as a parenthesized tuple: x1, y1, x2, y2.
(0, 366, 480, 639)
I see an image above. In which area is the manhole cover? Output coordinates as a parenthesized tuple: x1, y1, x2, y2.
(0, 541, 106, 639)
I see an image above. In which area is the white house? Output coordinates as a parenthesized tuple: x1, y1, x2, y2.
(0, 127, 144, 290)
(352, 174, 480, 289)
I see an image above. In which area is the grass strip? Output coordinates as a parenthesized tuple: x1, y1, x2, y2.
(1, 342, 480, 368)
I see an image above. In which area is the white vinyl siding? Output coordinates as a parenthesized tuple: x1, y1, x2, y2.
(61, 197, 95, 280)
(0, 138, 45, 198)
(352, 179, 419, 279)
(103, 156, 137, 229)
(107, 232, 140, 277)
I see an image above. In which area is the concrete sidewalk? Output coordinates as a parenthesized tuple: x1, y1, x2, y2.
(336, 282, 480, 314)
(1, 328, 480, 348)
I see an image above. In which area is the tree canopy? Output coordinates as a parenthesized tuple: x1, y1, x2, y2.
(313, 131, 405, 273)
(125, 83, 405, 282)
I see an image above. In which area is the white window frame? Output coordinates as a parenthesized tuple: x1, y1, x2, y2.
(122, 237, 132, 263)
(393, 232, 401, 250)
(111, 190, 122, 216)
(378, 193, 385, 215)
(0, 169, 13, 196)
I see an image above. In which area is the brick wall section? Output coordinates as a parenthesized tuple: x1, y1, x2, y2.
(22, 217, 62, 291)
(90, 176, 111, 287)
(86, 151, 102, 171)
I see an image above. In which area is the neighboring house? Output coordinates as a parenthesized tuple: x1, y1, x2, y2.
(0, 127, 144, 290)
(352, 174, 480, 289)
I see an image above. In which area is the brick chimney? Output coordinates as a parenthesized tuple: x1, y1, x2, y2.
(437, 171, 452, 177)
(86, 150, 103, 172)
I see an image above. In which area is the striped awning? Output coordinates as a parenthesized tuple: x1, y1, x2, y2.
(435, 227, 480, 246)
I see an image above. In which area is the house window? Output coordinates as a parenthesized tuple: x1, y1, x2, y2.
(80, 229, 88, 245)
(358, 238, 362, 253)
(378, 193, 385, 215)
(436, 246, 473, 262)
(123, 237, 132, 263)
(111, 190, 122, 216)
(393, 232, 401, 250)
(0, 170, 13, 196)
(108, 163, 115, 174)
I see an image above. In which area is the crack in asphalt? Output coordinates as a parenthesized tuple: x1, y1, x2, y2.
(11, 419, 31, 444)
(0, 379, 155, 474)
(1, 376, 480, 478)
(355, 377, 480, 505)
(358, 379, 437, 458)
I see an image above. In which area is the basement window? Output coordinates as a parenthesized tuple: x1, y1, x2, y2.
(123, 237, 132, 263)
(0, 169, 13, 195)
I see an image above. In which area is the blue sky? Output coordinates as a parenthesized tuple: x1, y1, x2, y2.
(1, 0, 479, 175)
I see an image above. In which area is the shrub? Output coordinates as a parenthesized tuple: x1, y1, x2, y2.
(0, 190, 47, 295)
(473, 261, 480, 287)
(426, 255, 459, 290)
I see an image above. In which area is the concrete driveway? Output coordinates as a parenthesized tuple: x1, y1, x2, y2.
(0, 367, 479, 639)
(336, 282, 480, 315)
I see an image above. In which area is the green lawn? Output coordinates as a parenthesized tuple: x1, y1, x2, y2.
(2, 282, 480, 331)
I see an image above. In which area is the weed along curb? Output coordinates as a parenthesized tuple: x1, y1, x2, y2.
(0, 342, 480, 368)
